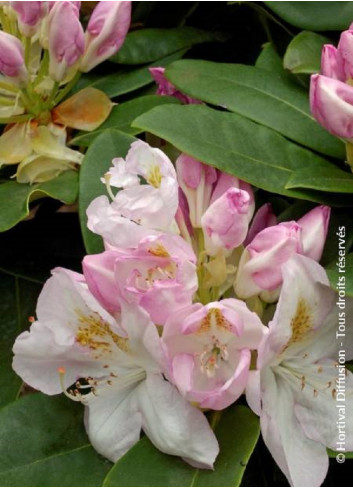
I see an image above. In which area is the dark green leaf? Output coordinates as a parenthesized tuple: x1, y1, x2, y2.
(111, 27, 218, 65)
(327, 253, 353, 298)
(284, 31, 330, 74)
(0, 171, 78, 232)
(103, 406, 260, 487)
(285, 167, 353, 193)
(133, 104, 351, 205)
(0, 272, 41, 408)
(255, 42, 284, 73)
(0, 394, 112, 486)
(79, 129, 136, 255)
(70, 95, 180, 147)
(165, 59, 344, 159)
(88, 50, 187, 99)
(328, 449, 353, 459)
(265, 1, 353, 31)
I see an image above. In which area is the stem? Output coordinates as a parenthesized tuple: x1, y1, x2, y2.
(33, 49, 49, 87)
(45, 81, 60, 107)
(0, 114, 33, 124)
(24, 36, 31, 68)
(0, 9, 11, 32)
(53, 71, 81, 105)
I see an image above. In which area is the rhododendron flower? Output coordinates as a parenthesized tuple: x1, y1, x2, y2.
(12, 268, 219, 468)
(87, 140, 179, 247)
(83, 234, 198, 324)
(11, 1, 48, 37)
(149, 67, 202, 104)
(246, 255, 353, 486)
(163, 299, 265, 410)
(235, 206, 330, 301)
(80, 1, 132, 72)
(0, 31, 28, 83)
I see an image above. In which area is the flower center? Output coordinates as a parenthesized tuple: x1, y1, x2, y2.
(147, 164, 162, 188)
(75, 311, 129, 357)
(134, 263, 177, 291)
(199, 335, 229, 377)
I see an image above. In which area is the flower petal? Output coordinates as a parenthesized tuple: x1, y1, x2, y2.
(0, 122, 31, 164)
(137, 374, 219, 469)
(52, 87, 113, 131)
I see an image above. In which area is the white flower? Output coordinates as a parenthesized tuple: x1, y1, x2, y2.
(13, 267, 219, 468)
(246, 255, 353, 486)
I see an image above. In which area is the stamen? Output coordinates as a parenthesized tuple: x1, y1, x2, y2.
(103, 173, 116, 201)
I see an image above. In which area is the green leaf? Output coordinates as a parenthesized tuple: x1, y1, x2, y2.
(265, 1, 353, 31)
(103, 406, 260, 487)
(327, 253, 353, 298)
(88, 50, 187, 99)
(255, 42, 284, 73)
(111, 27, 218, 65)
(70, 95, 180, 147)
(133, 104, 352, 205)
(165, 59, 344, 159)
(0, 272, 42, 408)
(284, 31, 330, 74)
(0, 170, 78, 232)
(285, 167, 353, 193)
(79, 129, 136, 255)
(0, 394, 112, 486)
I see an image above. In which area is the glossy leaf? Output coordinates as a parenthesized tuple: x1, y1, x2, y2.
(265, 1, 353, 31)
(103, 406, 260, 487)
(284, 31, 330, 74)
(0, 170, 78, 232)
(0, 394, 112, 485)
(0, 272, 42, 408)
(133, 104, 352, 205)
(87, 50, 187, 99)
(79, 129, 136, 255)
(255, 42, 284, 73)
(165, 59, 344, 159)
(111, 27, 218, 65)
(327, 253, 353, 298)
(285, 167, 353, 193)
(70, 96, 180, 147)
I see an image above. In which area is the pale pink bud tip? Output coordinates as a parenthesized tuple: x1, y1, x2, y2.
(297, 205, 331, 261)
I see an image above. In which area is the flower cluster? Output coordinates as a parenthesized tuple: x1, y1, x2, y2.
(13, 141, 353, 486)
(0, 1, 131, 183)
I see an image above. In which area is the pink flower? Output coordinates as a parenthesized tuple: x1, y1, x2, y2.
(11, 1, 47, 36)
(176, 154, 217, 228)
(310, 74, 353, 139)
(320, 45, 345, 81)
(149, 67, 202, 104)
(201, 188, 251, 256)
(48, 2, 85, 81)
(297, 205, 330, 261)
(162, 299, 265, 410)
(235, 222, 302, 300)
(80, 1, 131, 72)
(0, 31, 28, 83)
(83, 234, 198, 325)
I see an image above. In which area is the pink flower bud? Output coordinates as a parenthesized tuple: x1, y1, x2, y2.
(48, 2, 85, 81)
(149, 67, 201, 104)
(162, 300, 265, 410)
(210, 172, 255, 219)
(337, 30, 353, 81)
(297, 205, 330, 261)
(321, 45, 345, 81)
(235, 222, 302, 299)
(11, 1, 47, 36)
(310, 74, 353, 139)
(201, 188, 251, 256)
(0, 31, 28, 83)
(80, 1, 132, 72)
(244, 203, 277, 246)
(176, 154, 217, 228)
